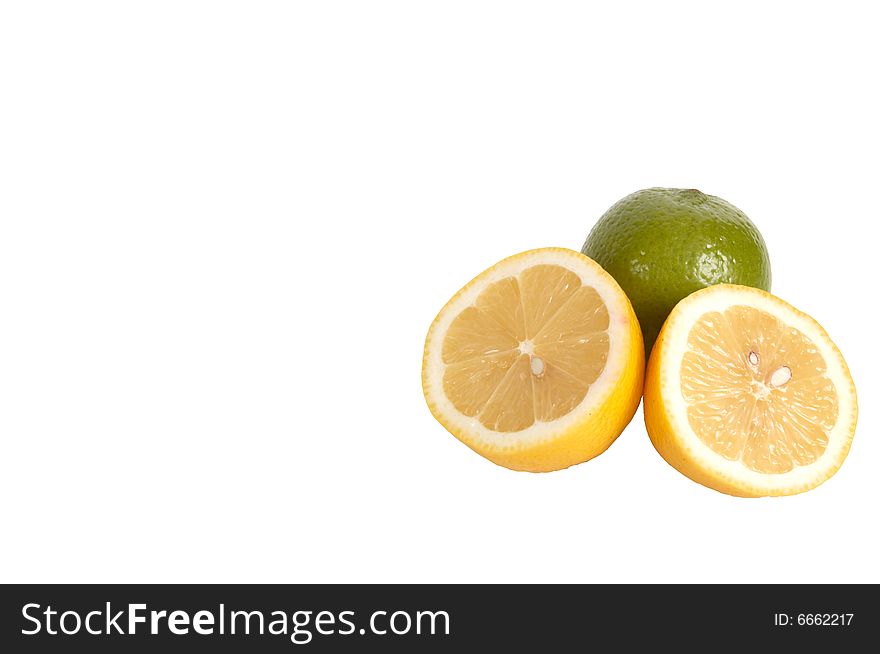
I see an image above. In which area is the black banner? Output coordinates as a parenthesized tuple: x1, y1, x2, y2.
(1, 584, 876, 651)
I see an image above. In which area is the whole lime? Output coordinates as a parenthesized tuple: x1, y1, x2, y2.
(581, 188, 771, 354)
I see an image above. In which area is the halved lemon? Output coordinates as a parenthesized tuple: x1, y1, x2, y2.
(644, 284, 857, 497)
(422, 248, 644, 472)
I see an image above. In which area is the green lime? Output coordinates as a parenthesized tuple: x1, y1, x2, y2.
(581, 188, 771, 354)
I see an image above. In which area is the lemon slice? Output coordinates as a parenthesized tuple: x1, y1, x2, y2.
(422, 248, 644, 472)
(644, 284, 858, 496)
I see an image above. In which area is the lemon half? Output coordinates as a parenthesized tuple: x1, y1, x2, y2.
(644, 284, 857, 496)
(422, 248, 644, 472)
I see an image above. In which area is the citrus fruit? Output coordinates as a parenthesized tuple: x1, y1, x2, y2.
(422, 248, 644, 472)
(581, 188, 771, 354)
(644, 284, 857, 497)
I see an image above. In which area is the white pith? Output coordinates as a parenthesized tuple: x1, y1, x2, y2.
(423, 248, 634, 452)
(658, 286, 857, 492)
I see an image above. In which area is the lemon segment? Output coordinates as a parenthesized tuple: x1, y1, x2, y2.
(644, 284, 857, 496)
(423, 248, 644, 472)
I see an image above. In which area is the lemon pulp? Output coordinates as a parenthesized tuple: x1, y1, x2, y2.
(442, 264, 610, 432)
(681, 305, 838, 474)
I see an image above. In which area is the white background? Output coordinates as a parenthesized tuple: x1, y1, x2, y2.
(1, 2, 877, 583)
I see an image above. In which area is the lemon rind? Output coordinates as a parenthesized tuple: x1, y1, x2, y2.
(422, 247, 644, 472)
(645, 284, 858, 497)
